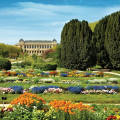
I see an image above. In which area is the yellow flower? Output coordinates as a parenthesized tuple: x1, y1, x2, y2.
(116, 115, 120, 119)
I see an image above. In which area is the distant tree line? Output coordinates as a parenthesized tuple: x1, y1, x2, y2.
(0, 43, 22, 58)
(61, 10, 120, 70)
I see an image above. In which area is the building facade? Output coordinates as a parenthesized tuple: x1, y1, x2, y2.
(15, 38, 57, 55)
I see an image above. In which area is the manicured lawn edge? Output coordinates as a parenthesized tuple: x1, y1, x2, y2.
(1, 93, 120, 104)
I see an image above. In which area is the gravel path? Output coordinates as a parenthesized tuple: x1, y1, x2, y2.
(104, 72, 120, 76)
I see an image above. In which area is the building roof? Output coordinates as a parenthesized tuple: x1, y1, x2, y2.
(19, 38, 24, 42)
(53, 38, 57, 41)
(24, 40, 53, 43)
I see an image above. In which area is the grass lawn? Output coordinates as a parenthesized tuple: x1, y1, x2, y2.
(111, 70, 120, 74)
(1, 93, 120, 104)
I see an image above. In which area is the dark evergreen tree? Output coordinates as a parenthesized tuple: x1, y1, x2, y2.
(61, 19, 96, 70)
(93, 15, 112, 68)
(105, 11, 120, 69)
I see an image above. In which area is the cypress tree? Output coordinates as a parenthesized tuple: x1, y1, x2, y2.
(93, 15, 111, 68)
(61, 19, 95, 70)
(105, 11, 120, 69)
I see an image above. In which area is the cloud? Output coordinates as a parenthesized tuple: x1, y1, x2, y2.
(0, 2, 120, 45)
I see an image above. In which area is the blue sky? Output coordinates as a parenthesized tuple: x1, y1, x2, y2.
(0, 0, 120, 45)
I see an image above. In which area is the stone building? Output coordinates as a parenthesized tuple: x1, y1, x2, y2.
(15, 38, 57, 55)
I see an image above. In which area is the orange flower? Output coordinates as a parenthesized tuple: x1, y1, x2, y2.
(10, 92, 45, 107)
(49, 100, 94, 114)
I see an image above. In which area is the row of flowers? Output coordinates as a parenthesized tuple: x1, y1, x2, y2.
(0, 70, 109, 78)
(87, 78, 119, 84)
(0, 92, 120, 120)
(0, 85, 119, 94)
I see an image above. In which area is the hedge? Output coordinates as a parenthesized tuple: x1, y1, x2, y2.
(0, 57, 11, 70)
(32, 63, 57, 70)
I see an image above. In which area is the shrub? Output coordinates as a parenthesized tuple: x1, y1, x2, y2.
(0, 57, 11, 70)
(32, 63, 57, 70)
(43, 49, 54, 58)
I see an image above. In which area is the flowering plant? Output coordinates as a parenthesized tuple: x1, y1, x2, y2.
(43, 88, 63, 94)
(0, 87, 14, 94)
(10, 92, 45, 110)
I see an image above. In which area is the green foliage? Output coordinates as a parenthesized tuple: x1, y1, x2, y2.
(0, 57, 11, 70)
(93, 15, 111, 69)
(93, 11, 120, 69)
(45, 52, 54, 58)
(32, 63, 57, 70)
(61, 19, 96, 70)
(43, 49, 54, 58)
(2, 105, 32, 120)
(88, 21, 99, 32)
(53, 44, 62, 67)
(0, 43, 9, 58)
(32, 54, 37, 61)
(105, 11, 120, 69)
(0, 43, 22, 58)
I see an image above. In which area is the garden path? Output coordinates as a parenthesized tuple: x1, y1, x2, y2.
(11, 61, 23, 64)
(104, 72, 120, 76)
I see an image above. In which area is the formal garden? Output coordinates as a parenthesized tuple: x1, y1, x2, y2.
(0, 56, 120, 120)
(1, 10, 120, 120)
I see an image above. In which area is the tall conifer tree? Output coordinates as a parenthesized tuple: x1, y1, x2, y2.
(61, 19, 95, 70)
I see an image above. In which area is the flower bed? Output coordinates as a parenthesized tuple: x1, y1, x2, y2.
(0, 70, 110, 78)
(0, 85, 119, 95)
(0, 93, 120, 120)
(87, 78, 119, 84)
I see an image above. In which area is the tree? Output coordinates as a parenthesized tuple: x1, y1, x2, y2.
(61, 19, 96, 70)
(32, 54, 37, 61)
(0, 57, 11, 70)
(105, 11, 120, 69)
(53, 44, 62, 66)
(93, 15, 111, 68)
(0, 43, 9, 58)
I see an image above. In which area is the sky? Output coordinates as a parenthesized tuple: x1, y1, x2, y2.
(0, 0, 120, 45)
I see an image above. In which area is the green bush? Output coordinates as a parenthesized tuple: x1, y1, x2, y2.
(32, 63, 57, 70)
(12, 61, 32, 68)
(45, 52, 54, 58)
(0, 57, 11, 70)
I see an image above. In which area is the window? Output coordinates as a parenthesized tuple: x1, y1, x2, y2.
(47, 45, 49, 48)
(32, 51, 34, 53)
(30, 45, 31, 48)
(37, 45, 39, 48)
(35, 45, 36, 48)
(37, 51, 39, 53)
(50, 45, 51, 48)
(45, 45, 46, 48)
(32, 45, 34, 48)
(42, 51, 44, 53)
(40, 45, 41, 48)
(27, 45, 29, 48)
(24, 45, 26, 48)
(40, 51, 41, 53)
(42, 45, 44, 48)
(30, 51, 31, 53)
